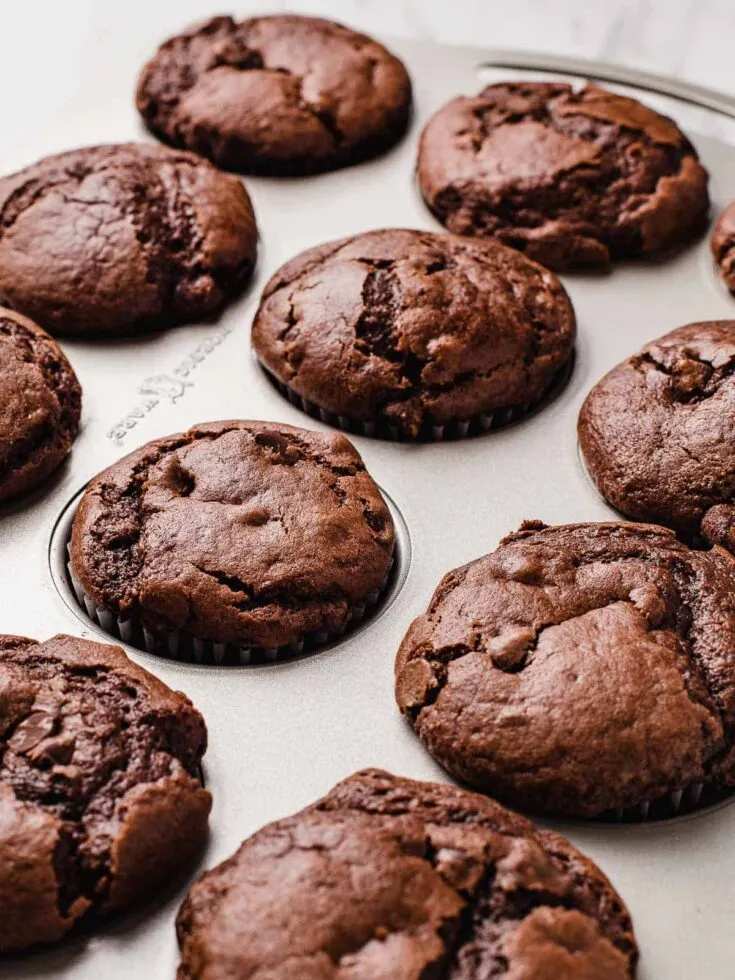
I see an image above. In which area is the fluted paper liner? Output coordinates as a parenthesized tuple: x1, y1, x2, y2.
(264, 356, 574, 442)
(67, 548, 394, 667)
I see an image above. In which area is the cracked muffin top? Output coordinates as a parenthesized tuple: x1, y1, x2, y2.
(579, 321, 735, 554)
(0, 633, 211, 953)
(176, 769, 637, 979)
(417, 82, 709, 272)
(69, 421, 394, 650)
(252, 229, 576, 438)
(0, 143, 258, 337)
(0, 309, 81, 504)
(136, 15, 412, 176)
(711, 202, 735, 294)
(395, 520, 735, 817)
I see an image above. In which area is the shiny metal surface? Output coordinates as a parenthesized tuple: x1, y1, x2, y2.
(2, 37, 735, 980)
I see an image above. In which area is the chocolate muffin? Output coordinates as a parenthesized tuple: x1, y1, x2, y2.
(0, 143, 258, 337)
(711, 201, 735, 293)
(0, 309, 81, 504)
(176, 769, 638, 979)
(0, 633, 211, 953)
(69, 421, 395, 663)
(253, 229, 576, 440)
(579, 321, 735, 553)
(136, 15, 412, 176)
(396, 520, 735, 818)
(417, 82, 709, 271)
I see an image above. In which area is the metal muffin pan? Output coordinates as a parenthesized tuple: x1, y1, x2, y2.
(2, 27, 735, 980)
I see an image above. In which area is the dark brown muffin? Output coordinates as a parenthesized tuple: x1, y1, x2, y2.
(176, 769, 638, 979)
(711, 202, 735, 293)
(136, 15, 412, 176)
(252, 229, 576, 440)
(0, 143, 258, 337)
(579, 321, 735, 553)
(0, 308, 81, 503)
(395, 520, 735, 818)
(69, 421, 394, 660)
(0, 633, 211, 953)
(417, 82, 709, 272)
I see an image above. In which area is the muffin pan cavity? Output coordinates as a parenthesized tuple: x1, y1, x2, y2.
(49, 483, 411, 667)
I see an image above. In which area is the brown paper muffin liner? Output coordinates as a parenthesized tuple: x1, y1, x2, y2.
(67, 547, 394, 667)
(264, 356, 574, 442)
(595, 781, 732, 823)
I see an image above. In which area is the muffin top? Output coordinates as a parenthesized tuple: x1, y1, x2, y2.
(418, 82, 709, 271)
(579, 320, 735, 553)
(396, 520, 735, 817)
(136, 15, 412, 175)
(70, 421, 394, 649)
(253, 229, 575, 438)
(711, 202, 735, 293)
(0, 633, 210, 952)
(0, 143, 258, 336)
(176, 769, 637, 979)
(0, 308, 81, 503)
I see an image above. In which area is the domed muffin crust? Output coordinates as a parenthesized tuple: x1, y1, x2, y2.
(70, 421, 395, 651)
(0, 633, 210, 953)
(396, 520, 735, 817)
(136, 15, 412, 176)
(0, 308, 81, 503)
(417, 82, 709, 271)
(176, 769, 637, 979)
(253, 229, 575, 439)
(0, 143, 258, 337)
(579, 320, 735, 554)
